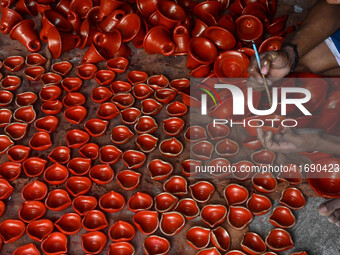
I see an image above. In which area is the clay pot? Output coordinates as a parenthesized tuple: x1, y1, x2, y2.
(269, 205, 296, 229)
(116, 170, 141, 190)
(61, 77, 83, 92)
(191, 140, 214, 160)
(40, 10, 72, 42)
(159, 138, 183, 157)
(187, 37, 217, 69)
(116, 13, 141, 42)
(159, 211, 185, 236)
(82, 210, 108, 231)
(265, 228, 294, 252)
(64, 106, 87, 124)
(51, 61, 72, 76)
(143, 25, 175, 56)
(99, 145, 122, 164)
(0, 8, 23, 34)
(0, 90, 13, 106)
(65, 129, 90, 148)
(25, 53, 46, 66)
(193, 0, 222, 25)
(6, 145, 30, 163)
(91, 87, 112, 104)
(266, 15, 287, 36)
(135, 134, 158, 153)
(252, 172, 278, 193)
(259, 36, 284, 53)
(0, 109, 12, 127)
(147, 159, 173, 180)
(47, 26, 80, 58)
(133, 210, 159, 235)
(0, 162, 20, 182)
(136, 0, 157, 17)
(15, 92, 37, 107)
(111, 125, 134, 144)
(169, 78, 190, 91)
(44, 163, 69, 185)
(41, 100, 63, 115)
(89, 164, 114, 184)
(203, 26, 236, 51)
(84, 118, 108, 137)
(10, 19, 41, 52)
(106, 57, 129, 73)
(246, 193, 272, 215)
(99, 191, 125, 213)
(122, 150, 146, 169)
(111, 81, 132, 94)
(63, 92, 86, 107)
(120, 107, 141, 124)
(162, 117, 184, 136)
(41, 72, 62, 86)
(154, 192, 178, 213)
(39, 85, 62, 102)
(22, 157, 47, 177)
(29, 131, 52, 151)
(96, 102, 118, 120)
(13, 105, 36, 123)
(279, 187, 305, 210)
(13, 243, 40, 255)
(241, 232, 267, 254)
(227, 206, 253, 229)
(134, 116, 158, 134)
(45, 189, 71, 211)
(108, 242, 135, 255)
(0, 219, 25, 243)
(211, 226, 230, 252)
(54, 213, 81, 235)
(65, 176, 92, 196)
(108, 221, 135, 241)
(290, 252, 308, 255)
(166, 101, 188, 116)
(128, 192, 153, 212)
(72, 195, 97, 215)
(236, 15, 263, 45)
(70, 0, 92, 18)
(81, 231, 107, 254)
(242, 2, 269, 26)
(189, 181, 215, 203)
(98, 0, 123, 20)
(238, 47, 255, 57)
(67, 10, 81, 34)
(201, 204, 227, 228)
(141, 98, 162, 116)
(82, 42, 109, 63)
(224, 183, 249, 206)
(277, 164, 302, 185)
(79, 19, 98, 49)
(173, 25, 190, 55)
(15, 0, 38, 16)
(22, 180, 47, 201)
(26, 219, 53, 242)
(214, 51, 249, 78)
(0, 75, 20, 91)
(94, 70, 116, 86)
(41, 232, 68, 255)
(4, 123, 27, 141)
(251, 149, 276, 165)
(186, 226, 210, 249)
(24, 66, 45, 81)
(111, 92, 135, 109)
(225, 251, 247, 255)
(76, 63, 97, 79)
(93, 30, 122, 58)
(154, 88, 176, 104)
(79, 143, 99, 160)
(144, 235, 170, 255)
(206, 122, 230, 141)
(174, 198, 199, 219)
(126, 71, 148, 85)
(0, 178, 13, 199)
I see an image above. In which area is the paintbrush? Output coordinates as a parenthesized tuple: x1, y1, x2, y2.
(252, 41, 272, 106)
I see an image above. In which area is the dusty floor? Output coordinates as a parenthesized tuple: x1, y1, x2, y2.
(0, 0, 339, 254)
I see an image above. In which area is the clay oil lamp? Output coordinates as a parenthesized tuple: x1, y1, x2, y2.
(0, 90, 13, 107)
(266, 15, 287, 36)
(127, 70, 148, 85)
(238, 47, 255, 57)
(1, 75, 21, 91)
(166, 101, 188, 117)
(203, 26, 236, 51)
(40, 10, 72, 42)
(141, 98, 163, 116)
(99, 145, 122, 165)
(99, 190, 125, 213)
(173, 25, 190, 55)
(6, 145, 30, 162)
(143, 25, 175, 56)
(72, 195, 97, 216)
(39, 85, 62, 102)
(65, 176, 92, 197)
(128, 191, 153, 212)
(246, 193, 272, 215)
(252, 172, 278, 193)
(54, 213, 82, 235)
(111, 125, 134, 144)
(24, 62, 45, 79)
(189, 181, 215, 203)
(277, 164, 302, 185)
(241, 232, 267, 255)
(290, 252, 308, 255)
(169, 78, 190, 91)
(109, 242, 135, 255)
(91, 86, 112, 103)
(108, 221, 135, 242)
(0, 8, 23, 34)
(193, 0, 222, 25)
(0, 178, 13, 200)
(82, 210, 108, 231)
(15, 92, 37, 107)
(111, 92, 135, 109)
(186, 226, 210, 250)
(224, 183, 249, 206)
(120, 107, 141, 124)
(48, 146, 70, 164)
(181, 159, 201, 177)
(106, 57, 129, 73)
(3, 127, 21, 145)
(279, 187, 306, 210)
(206, 122, 230, 141)
(227, 206, 253, 230)
(225, 251, 247, 255)
(13, 243, 40, 255)
(13, 105, 36, 124)
(41, 100, 63, 115)
(41, 232, 68, 254)
(23, 157, 47, 177)
(61, 77, 83, 92)
(22, 180, 47, 201)
(149, 0, 185, 29)
(134, 116, 158, 134)
(0, 162, 19, 183)
(25, 53, 46, 66)
(65, 129, 90, 148)
(79, 143, 99, 160)
(174, 198, 200, 220)
(243, 136, 262, 150)
(184, 126, 207, 142)
(116, 170, 141, 191)
(94, 70, 115, 86)
(81, 231, 107, 254)
(191, 140, 213, 160)
(132, 84, 154, 100)
(207, 158, 231, 178)
(214, 51, 249, 78)
(133, 210, 159, 235)
(147, 74, 169, 90)
(242, 2, 269, 25)
(163, 117, 185, 136)
(154, 192, 178, 213)
(122, 150, 146, 169)
(211, 226, 230, 252)
(0, 109, 12, 127)
(159, 211, 185, 236)
(163, 175, 187, 196)
(77, 63, 97, 79)
(147, 159, 173, 180)
(116, 13, 141, 42)
(29, 131, 52, 151)
(3, 55, 24, 71)
(154, 88, 176, 104)
(44, 163, 69, 185)
(84, 118, 108, 137)
(26, 219, 53, 242)
(0, 219, 25, 243)
(201, 204, 227, 228)
(144, 235, 170, 255)
(269, 205, 296, 228)
(45, 189, 72, 211)
(265, 228, 294, 252)
(259, 36, 284, 53)
(187, 37, 217, 69)
(97, 102, 119, 120)
(89, 164, 114, 184)
(215, 138, 239, 157)
(136, 0, 157, 17)
(196, 247, 222, 255)
(63, 105, 86, 123)
(41, 72, 62, 86)
(34, 116, 59, 134)
(63, 92, 86, 107)
(135, 134, 158, 153)
(235, 14, 263, 45)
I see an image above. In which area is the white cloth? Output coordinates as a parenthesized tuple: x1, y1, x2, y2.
(325, 36, 340, 66)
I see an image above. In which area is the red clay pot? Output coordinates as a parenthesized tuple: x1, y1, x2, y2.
(0, 109, 12, 127)
(169, 78, 190, 91)
(81, 231, 107, 254)
(98, 190, 124, 213)
(147, 159, 173, 180)
(154, 88, 176, 104)
(266, 15, 287, 36)
(13, 243, 40, 255)
(236, 15, 263, 45)
(4, 122, 27, 141)
(187, 37, 217, 69)
(13, 105, 36, 123)
(241, 232, 267, 255)
(70, 0, 92, 18)
(44, 162, 69, 185)
(154, 192, 178, 213)
(0, 90, 13, 106)
(108, 220, 135, 242)
(143, 25, 175, 56)
(47, 26, 80, 58)
(193, 0, 222, 25)
(0, 178, 14, 199)
(94, 70, 116, 86)
(136, 0, 157, 17)
(110, 81, 132, 94)
(93, 30, 122, 57)
(82, 42, 108, 63)
(68, 10, 81, 34)
(201, 204, 227, 228)
(15, 92, 37, 106)
(279, 187, 306, 210)
(144, 235, 170, 255)
(242, 136, 262, 150)
(62, 77, 83, 92)
(41, 232, 68, 255)
(224, 183, 249, 206)
(22, 157, 47, 177)
(109, 242, 135, 255)
(99, 145, 122, 165)
(242, 2, 269, 26)
(40, 10, 72, 42)
(246, 193, 272, 215)
(91, 86, 112, 104)
(48, 146, 71, 164)
(111, 92, 135, 109)
(128, 192, 153, 212)
(41, 72, 62, 86)
(51, 61, 72, 76)
(0, 8, 23, 34)
(106, 57, 129, 73)
(79, 18, 98, 49)
(6, 145, 30, 162)
(19, 200, 46, 223)
(133, 116, 157, 134)
(259, 36, 284, 53)
(89, 164, 114, 184)
(15, 0, 37, 16)
(25, 53, 46, 66)
(24, 66, 45, 81)
(252, 172, 277, 193)
(111, 125, 134, 144)
(206, 123, 230, 141)
(39, 85, 62, 102)
(116, 13, 141, 42)
(29, 131, 52, 151)
(186, 226, 210, 250)
(79, 143, 99, 160)
(22, 180, 47, 201)
(41, 100, 62, 115)
(0, 219, 25, 243)
(173, 25, 190, 55)
(181, 158, 202, 177)
(119, 107, 140, 125)
(135, 134, 158, 153)
(122, 150, 146, 169)
(133, 210, 159, 235)
(63, 92, 86, 107)
(211, 226, 230, 252)
(84, 118, 108, 137)
(189, 181, 215, 203)
(166, 101, 188, 117)
(265, 228, 294, 252)
(0, 75, 21, 91)
(140, 98, 162, 116)
(26, 219, 53, 242)
(159, 137, 183, 157)
(159, 211, 185, 236)
(269, 205, 296, 228)
(227, 206, 253, 229)
(65, 176, 92, 197)
(163, 117, 184, 136)
(82, 210, 108, 231)
(277, 164, 302, 185)
(116, 170, 141, 191)
(72, 196, 97, 216)
(76, 63, 97, 80)
(214, 51, 249, 78)
(64, 106, 87, 124)
(98, 0, 122, 20)
(203, 26, 236, 51)
(65, 129, 90, 148)
(174, 198, 199, 220)
(0, 162, 20, 181)
(225, 251, 247, 255)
